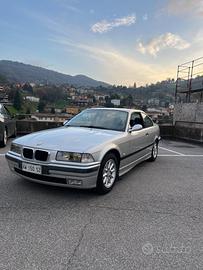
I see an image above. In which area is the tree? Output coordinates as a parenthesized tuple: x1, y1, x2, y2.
(0, 74, 7, 84)
(26, 108, 31, 114)
(22, 83, 33, 94)
(38, 100, 46, 113)
(13, 90, 22, 110)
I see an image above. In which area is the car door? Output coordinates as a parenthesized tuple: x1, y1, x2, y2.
(126, 112, 149, 161)
(141, 112, 156, 150)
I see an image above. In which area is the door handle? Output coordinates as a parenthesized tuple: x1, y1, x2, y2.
(145, 133, 149, 136)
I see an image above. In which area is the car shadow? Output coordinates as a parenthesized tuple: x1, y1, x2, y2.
(17, 176, 97, 199)
(117, 159, 151, 183)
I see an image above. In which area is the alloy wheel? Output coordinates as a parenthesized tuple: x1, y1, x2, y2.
(102, 159, 116, 188)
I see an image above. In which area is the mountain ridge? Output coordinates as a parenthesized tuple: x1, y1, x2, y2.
(0, 60, 110, 87)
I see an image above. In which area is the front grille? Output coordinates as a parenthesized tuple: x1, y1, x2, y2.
(35, 150, 48, 161)
(23, 148, 49, 161)
(23, 148, 33, 159)
(15, 168, 67, 184)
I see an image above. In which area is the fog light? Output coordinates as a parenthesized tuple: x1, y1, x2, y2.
(68, 179, 82, 186)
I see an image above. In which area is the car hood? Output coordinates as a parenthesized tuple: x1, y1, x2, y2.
(14, 127, 123, 152)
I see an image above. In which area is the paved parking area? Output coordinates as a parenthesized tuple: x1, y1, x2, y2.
(0, 139, 203, 270)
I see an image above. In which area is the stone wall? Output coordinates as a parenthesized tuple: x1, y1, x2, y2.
(173, 103, 203, 143)
(173, 103, 203, 125)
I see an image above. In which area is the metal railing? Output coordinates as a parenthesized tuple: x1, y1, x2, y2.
(175, 57, 203, 103)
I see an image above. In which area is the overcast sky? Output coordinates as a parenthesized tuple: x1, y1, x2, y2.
(0, 0, 203, 86)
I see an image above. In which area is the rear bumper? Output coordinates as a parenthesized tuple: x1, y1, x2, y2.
(5, 152, 100, 189)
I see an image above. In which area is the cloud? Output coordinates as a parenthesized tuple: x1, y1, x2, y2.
(137, 33, 190, 56)
(52, 0, 81, 13)
(166, 0, 203, 16)
(50, 37, 175, 85)
(91, 14, 136, 33)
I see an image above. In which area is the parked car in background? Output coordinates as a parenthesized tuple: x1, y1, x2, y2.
(0, 104, 16, 147)
(6, 108, 160, 194)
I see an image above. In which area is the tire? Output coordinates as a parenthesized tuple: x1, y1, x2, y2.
(96, 153, 119, 195)
(148, 141, 158, 162)
(0, 129, 7, 147)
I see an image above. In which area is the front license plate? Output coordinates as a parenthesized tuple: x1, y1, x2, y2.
(22, 162, 42, 175)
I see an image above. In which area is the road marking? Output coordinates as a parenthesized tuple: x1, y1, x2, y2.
(159, 154, 181, 157)
(159, 154, 203, 157)
(159, 147, 184, 156)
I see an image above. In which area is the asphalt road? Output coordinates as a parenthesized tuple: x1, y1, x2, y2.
(0, 139, 203, 270)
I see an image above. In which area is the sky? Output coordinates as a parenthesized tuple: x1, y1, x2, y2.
(0, 0, 203, 86)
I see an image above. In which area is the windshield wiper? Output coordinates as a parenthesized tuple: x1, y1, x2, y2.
(79, 125, 109, 130)
(66, 125, 117, 131)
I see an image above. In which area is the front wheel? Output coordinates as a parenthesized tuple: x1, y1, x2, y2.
(96, 153, 119, 195)
(148, 141, 158, 162)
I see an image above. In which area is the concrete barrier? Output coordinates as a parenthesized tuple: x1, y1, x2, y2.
(16, 120, 62, 135)
(159, 123, 202, 143)
(159, 125, 174, 138)
(174, 103, 203, 127)
(174, 122, 203, 143)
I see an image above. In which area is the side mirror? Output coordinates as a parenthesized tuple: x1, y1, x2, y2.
(129, 124, 143, 133)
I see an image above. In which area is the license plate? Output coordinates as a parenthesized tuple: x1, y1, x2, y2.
(22, 162, 42, 174)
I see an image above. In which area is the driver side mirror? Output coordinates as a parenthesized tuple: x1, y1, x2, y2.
(128, 124, 143, 133)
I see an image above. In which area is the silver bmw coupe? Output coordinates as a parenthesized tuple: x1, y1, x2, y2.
(6, 108, 160, 194)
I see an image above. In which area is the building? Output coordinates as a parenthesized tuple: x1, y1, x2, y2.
(66, 107, 80, 115)
(25, 96, 40, 102)
(55, 109, 62, 114)
(111, 99, 120, 106)
(30, 113, 70, 123)
(147, 98, 160, 106)
(0, 86, 4, 92)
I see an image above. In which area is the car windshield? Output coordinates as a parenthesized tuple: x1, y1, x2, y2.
(66, 109, 128, 132)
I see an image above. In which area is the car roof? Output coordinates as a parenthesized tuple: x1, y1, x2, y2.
(87, 107, 144, 114)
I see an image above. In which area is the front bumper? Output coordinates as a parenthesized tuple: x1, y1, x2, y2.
(5, 152, 100, 189)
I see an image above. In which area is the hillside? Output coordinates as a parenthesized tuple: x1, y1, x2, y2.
(0, 60, 109, 87)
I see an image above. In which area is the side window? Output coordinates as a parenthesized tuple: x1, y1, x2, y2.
(129, 112, 143, 127)
(142, 113, 154, 128)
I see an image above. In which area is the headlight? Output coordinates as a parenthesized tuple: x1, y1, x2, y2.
(10, 143, 21, 155)
(56, 152, 82, 162)
(81, 153, 95, 163)
(56, 152, 94, 163)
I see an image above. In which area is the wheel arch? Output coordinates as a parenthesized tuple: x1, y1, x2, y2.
(154, 135, 160, 144)
(103, 149, 121, 165)
(99, 145, 121, 166)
